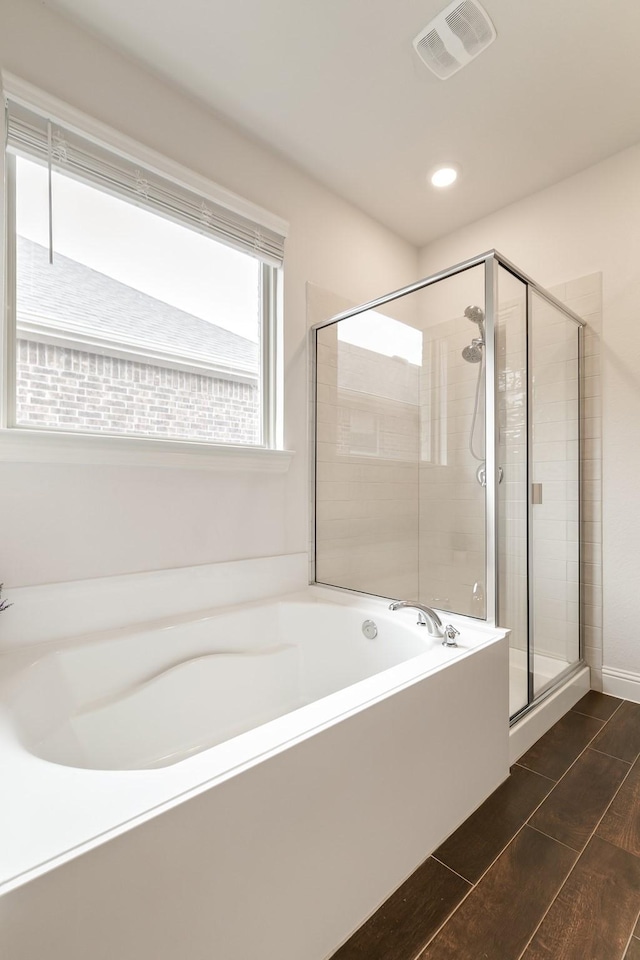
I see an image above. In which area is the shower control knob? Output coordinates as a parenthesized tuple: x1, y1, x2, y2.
(442, 625, 460, 647)
(476, 464, 504, 487)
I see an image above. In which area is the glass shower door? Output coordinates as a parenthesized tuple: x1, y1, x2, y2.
(314, 307, 422, 600)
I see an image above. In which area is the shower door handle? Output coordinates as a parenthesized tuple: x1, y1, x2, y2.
(531, 483, 543, 504)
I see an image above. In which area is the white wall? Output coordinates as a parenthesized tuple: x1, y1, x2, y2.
(419, 142, 640, 681)
(0, 0, 417, 587)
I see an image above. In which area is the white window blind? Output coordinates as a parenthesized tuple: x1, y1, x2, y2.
(5, 99, 286, 267)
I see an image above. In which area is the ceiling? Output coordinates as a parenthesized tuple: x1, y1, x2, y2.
(43, 0, 640, 247)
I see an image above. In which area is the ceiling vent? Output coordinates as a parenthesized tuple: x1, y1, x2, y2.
(413, 0, 496, 79)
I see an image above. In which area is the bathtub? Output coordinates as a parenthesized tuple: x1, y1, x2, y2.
(0, 586, 509, 960)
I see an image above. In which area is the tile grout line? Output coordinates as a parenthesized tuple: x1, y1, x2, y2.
(570, 704, 622, 721)
(588, 744, 633, 764)
(513, 762, 556, 783)
(573, 698, 625, 722)
(418, 700, 625, 959)
(526, 822, 582, 855)
(406, 858, 474, 960)
(514, 743, 640, 959)
(428, 855, 473, 887)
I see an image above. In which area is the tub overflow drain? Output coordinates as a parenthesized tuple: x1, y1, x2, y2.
(362, 620, 378, 640)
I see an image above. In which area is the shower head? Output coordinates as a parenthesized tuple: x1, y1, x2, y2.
(462, 341, 483, 363)
(464, 305, 485, 325)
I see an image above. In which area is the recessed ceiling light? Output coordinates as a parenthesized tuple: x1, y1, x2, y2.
(430, 165, 459, 188)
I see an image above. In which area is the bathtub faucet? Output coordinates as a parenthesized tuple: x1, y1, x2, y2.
(388, 601, 445, 639)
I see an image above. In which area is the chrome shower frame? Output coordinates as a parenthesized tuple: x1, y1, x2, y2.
(309, 250, 586, 723)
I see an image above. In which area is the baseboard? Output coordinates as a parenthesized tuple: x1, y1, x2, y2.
(602, 666, 640, 704)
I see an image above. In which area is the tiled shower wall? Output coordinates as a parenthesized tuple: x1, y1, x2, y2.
(494, 285, 581, 673)
(507, 275, 603, 687)
(309, 284, 420, 600)
(554, 274, 603, 689)
(530, 295, 580, 670)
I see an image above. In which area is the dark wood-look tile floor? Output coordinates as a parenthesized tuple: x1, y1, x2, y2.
(331, 691, 640, 960)
(329, 857, 470, 960)
(626, 940, 640, 960)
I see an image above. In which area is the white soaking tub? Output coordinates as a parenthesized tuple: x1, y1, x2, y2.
(0, 586, 509, 960)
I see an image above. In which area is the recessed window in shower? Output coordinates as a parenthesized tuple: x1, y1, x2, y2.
(315, 303, 423, 600)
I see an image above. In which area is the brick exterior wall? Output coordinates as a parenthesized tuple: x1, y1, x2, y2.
(16, 340, 260, 444)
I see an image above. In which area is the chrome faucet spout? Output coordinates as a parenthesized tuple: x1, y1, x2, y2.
(388, 600, 444, 638)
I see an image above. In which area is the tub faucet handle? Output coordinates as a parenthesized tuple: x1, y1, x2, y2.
(442, 625, 460, 647)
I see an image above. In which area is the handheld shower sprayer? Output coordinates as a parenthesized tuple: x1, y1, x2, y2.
(461, 304, 486, 464)
(464, 305, 485, 323)
(463, 305, 485, 340)
(461, 305, 486, 363)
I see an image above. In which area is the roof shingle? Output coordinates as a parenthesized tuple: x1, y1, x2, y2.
(16, 237, 259, 373)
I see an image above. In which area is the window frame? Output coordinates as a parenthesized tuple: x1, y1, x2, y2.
(0, 74, 290, 472)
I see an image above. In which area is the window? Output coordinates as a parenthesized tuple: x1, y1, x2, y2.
(3, 96, 286, 451)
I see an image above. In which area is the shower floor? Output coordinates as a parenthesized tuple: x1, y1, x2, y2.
(509, 647, 570, 717)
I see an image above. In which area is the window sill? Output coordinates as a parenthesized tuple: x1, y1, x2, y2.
(0, 429, 294, 473)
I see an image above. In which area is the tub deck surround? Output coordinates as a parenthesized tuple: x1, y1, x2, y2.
(0, 578, 508, 960)
(0, 552, 309, 650)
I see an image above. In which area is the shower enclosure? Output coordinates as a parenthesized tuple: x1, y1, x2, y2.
(311, 251, 584, 721)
